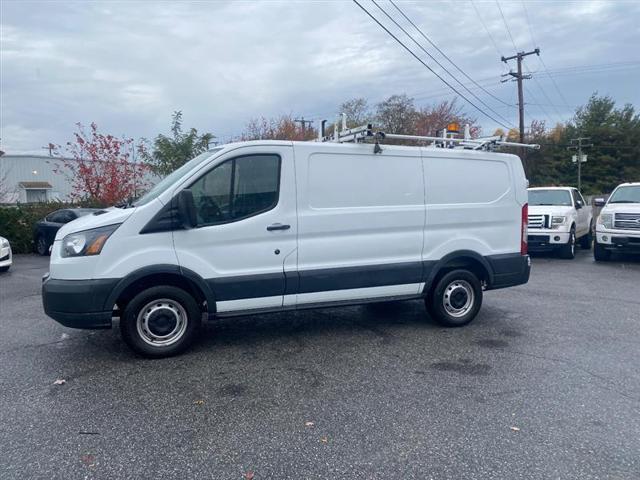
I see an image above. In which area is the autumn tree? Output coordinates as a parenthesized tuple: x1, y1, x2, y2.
(240, 114, 317, 141)
(414, 98, 479, 137)
(374, 94, 418, 134)
(339, 98, 371, 128)
(52, 122, 150, 206)
(143, 111, 215, 176)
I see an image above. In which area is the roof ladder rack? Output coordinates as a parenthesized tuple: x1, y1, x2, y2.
(317, 113, 539, 152)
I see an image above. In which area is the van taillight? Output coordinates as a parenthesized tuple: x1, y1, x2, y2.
(521, 203, 528, 255)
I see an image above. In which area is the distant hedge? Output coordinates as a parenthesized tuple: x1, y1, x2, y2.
(0, 202, 102, 254)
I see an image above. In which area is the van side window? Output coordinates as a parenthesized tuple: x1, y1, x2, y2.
(189, 154, 280, 226)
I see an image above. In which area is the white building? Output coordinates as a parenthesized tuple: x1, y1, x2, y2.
(0, 154, 158, 203)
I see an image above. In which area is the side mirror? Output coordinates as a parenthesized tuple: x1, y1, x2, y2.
(176, 189, 197, 229)
(594, 197, 606, 207)
(575, 200, 583, 209)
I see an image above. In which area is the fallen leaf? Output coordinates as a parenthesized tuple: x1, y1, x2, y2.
(510, 426, 520, 432)
(245, 471, 255, 480)
(304, 421, 314, 427)
(53, 379, 66, 385)
(81, 453, 96, 467)
(193, 400, 205, 405)
(320, 436, 328, 443)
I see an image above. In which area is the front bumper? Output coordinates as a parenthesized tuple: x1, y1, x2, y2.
(527, 229, 570, 250)
(42, 274, 118, 329)
(486, 254, 531, 290)
(596, 230, 640, 253)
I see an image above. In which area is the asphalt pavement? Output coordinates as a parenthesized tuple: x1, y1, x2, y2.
(0, 250, 639, 480)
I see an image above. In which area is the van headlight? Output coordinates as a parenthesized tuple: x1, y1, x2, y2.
(551, 216, 566, 228)
(597, 213, 613, 229)
(61, 224, 120, 258)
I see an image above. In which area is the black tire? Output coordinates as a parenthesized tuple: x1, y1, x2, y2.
(36, 235, 49, 256)
(559, 227, 576, 259)
(426, 269, 483, 327)
(580, 222, 593, 250)
(593, 238, 611, 262)
(120, 285, 202, 358)
(0, 265, 9, 272)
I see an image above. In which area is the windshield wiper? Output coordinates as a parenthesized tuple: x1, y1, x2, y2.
(609, 200, 639, 204)
(114, 197, 137, 209)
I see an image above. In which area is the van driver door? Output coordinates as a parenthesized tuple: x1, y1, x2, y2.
(172, 144, 297, 313)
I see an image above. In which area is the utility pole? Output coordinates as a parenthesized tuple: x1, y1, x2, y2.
(294, 117, 314, 137)
(501, 48, 540, 144)
(568, 137, 592, 191)
(41, 143, 55, 156)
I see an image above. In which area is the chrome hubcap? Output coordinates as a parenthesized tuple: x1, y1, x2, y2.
(443, 280, 475, 318)
(136, 299, 188, 347)
(570, 232, 575, 254)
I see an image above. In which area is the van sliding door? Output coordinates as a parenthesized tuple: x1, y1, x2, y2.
(289, 143, 426, 306)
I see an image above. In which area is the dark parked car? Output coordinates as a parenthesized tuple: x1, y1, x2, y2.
(34, 208, 99, 255)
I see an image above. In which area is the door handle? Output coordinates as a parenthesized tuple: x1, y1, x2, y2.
(266, 223, 291, 231)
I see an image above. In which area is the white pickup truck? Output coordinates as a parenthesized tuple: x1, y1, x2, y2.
(594, 182, 640, 261)
(527, 186, 593, 259)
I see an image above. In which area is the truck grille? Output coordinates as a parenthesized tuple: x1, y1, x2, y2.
(614, 212, 640, 230)
(528, 214, 549, 229)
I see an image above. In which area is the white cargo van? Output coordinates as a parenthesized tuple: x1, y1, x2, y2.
(43, 136, 531, 357)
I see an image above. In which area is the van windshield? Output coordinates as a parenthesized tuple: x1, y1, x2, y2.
(528, 189, 572, 206)
(134, 149, 222, 207)
(608, 185, 640, 204)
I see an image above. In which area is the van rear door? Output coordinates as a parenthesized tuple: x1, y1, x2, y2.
(172, 144, 297, 313)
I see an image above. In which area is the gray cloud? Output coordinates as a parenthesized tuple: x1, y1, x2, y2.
(1, 0, 639, 152)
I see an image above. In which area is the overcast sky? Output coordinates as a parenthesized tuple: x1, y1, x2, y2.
(2, 0, 639, 153)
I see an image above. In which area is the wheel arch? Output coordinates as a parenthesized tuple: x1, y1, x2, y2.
(424, 250, 493, 294)
(105, 264, 216, 314)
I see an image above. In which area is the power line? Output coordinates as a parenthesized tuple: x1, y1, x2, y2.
(388, 0, 513, 109)
(495, 1, 565, 124)
(367, 0, 515, 127)
(471, 0, 505, 60)
(351, 0, 513, 129)
(495, 0, 518, 51)
(301, 60, 637, 126)
(524, 59, 565, 123)
(521, 1, 572, 109)
(523, 84, 556, 126)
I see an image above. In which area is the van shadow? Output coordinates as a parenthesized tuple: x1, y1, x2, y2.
(193, 299, 437, 352)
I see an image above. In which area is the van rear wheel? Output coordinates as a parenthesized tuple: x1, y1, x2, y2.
(120, 286, 201, 358)
(426, 269, 483, 327)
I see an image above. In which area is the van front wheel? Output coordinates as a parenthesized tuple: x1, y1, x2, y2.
(427, 269, 483, 327)
(120, 286, 201, 358)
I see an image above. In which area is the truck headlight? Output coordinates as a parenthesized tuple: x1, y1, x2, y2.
(61, 224, 120, 258)
(597, 213, 613, 229)
(551, 216, 566, 228)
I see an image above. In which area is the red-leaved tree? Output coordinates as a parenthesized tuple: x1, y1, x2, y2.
(52, 122, 150, 206)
